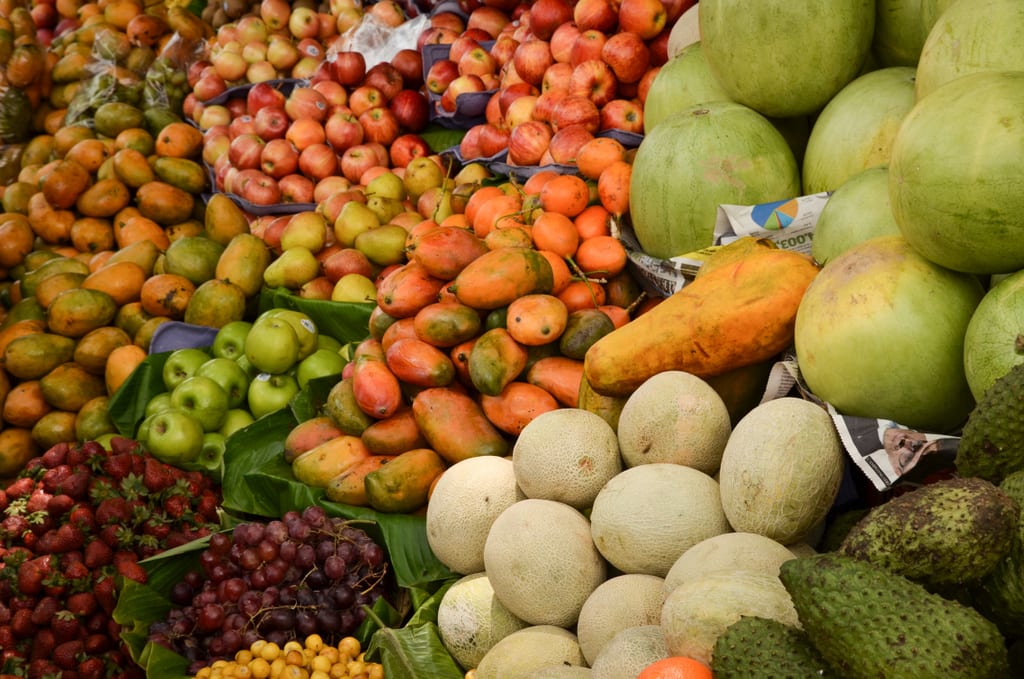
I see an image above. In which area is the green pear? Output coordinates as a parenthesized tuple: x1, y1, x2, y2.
(262, 246, 320, 290)
(365, 170, 407, 201)
(454, 161, 493, 185)
(332, 273, 378, 304)
(365, 194, 405, 224)
(403, 156, 446, 201)
(279, 211, 328, 253)
(354, 224, 410, 267)
(333, 200, 381, 247)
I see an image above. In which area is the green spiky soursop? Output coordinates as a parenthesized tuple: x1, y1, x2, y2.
(837, 477, 1019, 588)
(973, 471, 1024, 638)
(957, 362, 1024, 483)
(780, 553, 1011, 678)
(711, 616, 834, 678)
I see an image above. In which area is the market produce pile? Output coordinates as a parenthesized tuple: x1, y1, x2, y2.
(4, 0, 1024, 677)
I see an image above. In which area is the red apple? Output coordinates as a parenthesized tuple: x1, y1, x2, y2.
(527, 0, 573, 40)
(547, 124, 594, 165)
(431, 10, 467, 32)
(440, 74, 486, 113)
(601, 31, 651, 83)
(548, 22, 581, 64)
(279, 173, 316, 203)
(646, 28, 670, 67)
(212, 48, 249, 82)
(391, 49, 424, 88)
(367, 0, 405, 28)
(267, 36, 302, 73)
(489, 34, 520, 68)
(260, 138, 300, 179)
(298, 142, 339, 181)
(287, 5, 320, 39)
(285, 86, 330, 123)
(192, 71, 228, 102)
(247, 81, 287, 115)
(571, 29, 607, 67)
(226, 97, 248, 119)
(389, 133, 433, 168)
(417, 25, 460, 51)
(364, 62, 405, 102)
(481, 73, 502, 90)
(617, 0, 666, 40)
(504, 94, 539, 128)
(574, 0, 618, 32)
(332, 51, 366, 87)
(499, 82, 540, 117)
(389, 89, 430, 132)
(187, 59, 212, 88)
(507, 120, 553, 165)
(569, 59, 619, 108)
(323, 247, 377, 283)
(486, 90, 504, 127)
(349, 85, 386, 116)
(426, 59, 460, 96)
(600, 98, 644, 133)
(533, 88, 570, 123)
(542, 62, 574, 93)
(237, 169, 282, 205)
(551, 93, 601, 132)
(285, 119, 326, 150)
(324, 109, 364, 152)
(459, 45, 498, 77)
(228, 133, 266, 170)
(312, 80, 348, 109)
(203, 126, 231, 166)
(512, 39, 554, 87)
(358, 107, 401, 146)
(459, 125, 485, 160)
(477, 123, 511, 157)
(246, 60, 279, 84)
(366, 142, 390, 167)
(314, 176, 353, 207)
(663, 0, 696, 25)
(637, 65, 660, 104)
(228, 114, 258, 140)
(449, 35, 483, 65)
(340, 144, 380, 184)
(253, 105, 290, 140)
(259, 214, 290, 253)
(467, 5, 511, 38)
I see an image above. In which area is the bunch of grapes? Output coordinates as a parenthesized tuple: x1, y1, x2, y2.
(148, 506, 392, 674)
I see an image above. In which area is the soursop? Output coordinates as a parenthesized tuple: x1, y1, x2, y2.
(837, 477, 1019, 588)
(972, 470, 1024, 639)
(780, 553, 1010, 679)
(956, 361, 1024, 483)
(711, 615, 834, 678)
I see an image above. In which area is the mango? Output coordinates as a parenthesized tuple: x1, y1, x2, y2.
(39, 362, 107, 411)
(215, 233, 271, 297)
(182, 279, 247, 329)
(204, 193, 251, 246)
(46, 288, 118, 338)
(3, 333, 77, 380)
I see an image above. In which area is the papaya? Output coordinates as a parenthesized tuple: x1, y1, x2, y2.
(364, 447, 447, 513)
(76, 177, 132, 218)
(291, 435, 371, 488)
(526, 356, 585, 408)
(72, 326, 133, 376)
(468, 327, 528, 396)
(407, 224, 490, 280)
(577, 372, 627, 433)
(39, 362, 107, 411)
(584, 248, 821, 396)
(34, 271, 87, 310)
(376, 261, 448, 319)
(93, 102, 145, 139)
(351, 353, 404, 419)
(21, 256, 91, 299)
(559, 308, 616, 360)
(384, 338, 455, 388)
(324, 376, 375, 436)
(360, 408, 429, 455)
(324, 454, 398, 506)
(182, 279, 247, 329)
(412, 301, 481, 348)
(32, 410, 78, 449)
(75, 395, 116, 442)
(284, 416, 346, 464)
(479, 381, 561, 436)
(694, 235, 777, 279)
(448, 247, 554, 310)
(411, 386, 510, 463)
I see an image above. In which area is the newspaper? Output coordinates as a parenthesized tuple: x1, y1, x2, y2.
(618, 192, 831, 297)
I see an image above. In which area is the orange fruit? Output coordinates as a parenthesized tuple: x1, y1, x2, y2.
(598, 160, 632, 217)
(574, 204, 611, 240)
(522, 169, 560, 196)
(574, 235, 627, 278)
(576, 136, 627, 180)
(637, 657, 713, 679)
(530, 210, 579, 258)
(539, 173, 590, 217)
(557, 279, 606, 312)
(537, 249, 572, 295)
(104, 343, 147, 395)
(154, 121, 204, 159)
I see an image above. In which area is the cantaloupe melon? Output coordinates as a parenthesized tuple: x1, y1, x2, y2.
(483, 499, 607, 627)
(616, 371, 731, 474)
(786, 542, 819, 558)
(589, 463, 732, 577)
(667, 4, 700, 59)
(512, 408, 622, 511)
(474, 625, 587, 679)
(661, 570, 800, 665)
(437, 572, 530, 671)
(425, 456, 523, 575)
(718, 397, 844, 544)
(576, 574, 665, 665)
(589, 625, 669, 679)
(533, 667, 593, 679)
(663, 532, 796, 598)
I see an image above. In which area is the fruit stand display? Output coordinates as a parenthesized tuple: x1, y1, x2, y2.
(4, 0, 1024, 677)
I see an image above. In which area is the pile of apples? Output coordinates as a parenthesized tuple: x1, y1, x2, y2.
(425, 0, 696, 165)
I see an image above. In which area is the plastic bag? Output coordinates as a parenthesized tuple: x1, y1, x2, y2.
(142, 32, 206, 115)
(64, 37, 146, 128)
(0, 87, 32, 145)
(330, 12, 429, 70)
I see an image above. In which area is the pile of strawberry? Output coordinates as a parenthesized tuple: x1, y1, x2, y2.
(0, 437, 222, 679)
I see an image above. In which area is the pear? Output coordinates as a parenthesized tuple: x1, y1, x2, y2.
(365, 170, 407, 201)
(366, 194, 405, 224)
(280, 211, 328, 253)
(334, 200, 380, 247)
(332, 273, 378, 304)
(403, 156, 446, 201)
(262, 246, 320, 290)
(354, 224, 409, 267)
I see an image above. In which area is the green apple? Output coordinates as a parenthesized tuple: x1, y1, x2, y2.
(170, 375, 230, 432)
(247, 372, 300, 419)
(94, 432, 117, 451)
(144, 391, 175, 419)
(261, 308, 319, 360)
(162, 347, 212, 391)
(211, 320, 253, 360)
(235, 353, 261, 382)
(143, 408, 205, 466)
(244, 316, 300, 374)
(192, 432, 227, 475)
(317, 334, 343, 353)
(196, 357, 250, 409)
(295, 348, 348, 388)
(219, 408, 256, 437)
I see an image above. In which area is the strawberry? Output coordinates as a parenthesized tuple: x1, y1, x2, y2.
(66, 442, 93, 467)
(24, 488, 53, 514)
(196, 492, 220, 520)
(63, 560, 91, 584)
(84, 610, 107, 634)
(0, 515, 30, 541)
(51, 610, 81, 643)
(78, 656, 106, 679)
(66, 593, 97, 618)
(83, 539, 113, 569)
(10, 608, 35, 638)
(113, 551, 147, 584)
(94, 498, 132, 526)
(45, 493, 75, 520)
(29, 627, 57, 661)
(100, 453, 134, 482)
(49, 465, 92, 500)
(53, 639, 85, 670)
(36, 524, 85, 554)
(0, 623, 17, 651)
(27, 658, 62, 679)
(108, 436, 141, 456)
(40, 442, 71, 469)
(0, 488, 8, 512)
(83, 632, 111, 654)
(142, 458, 176, 494)
(162, 494, 190, 520)
(93, 576, 117, 614)
(16, 556, 53, 596)
(30, 596, 59, 626)
(78, 440, 106, 458)
(4, 478, 37, 499)
(67, 504, 97, 533)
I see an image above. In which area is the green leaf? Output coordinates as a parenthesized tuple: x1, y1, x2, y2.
(108, 351, 171, 438)
(365, 621, 465, 679)
(421, 123, 466, 155)
(257, 288, 373, 345)
(220, 407, 297, 517)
